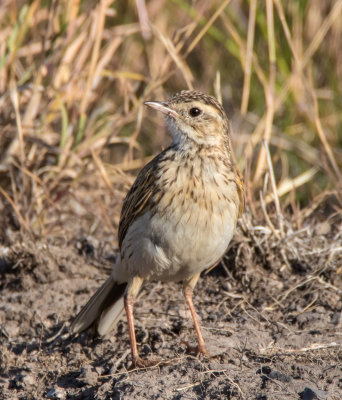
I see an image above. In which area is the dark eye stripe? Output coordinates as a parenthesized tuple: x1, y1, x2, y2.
(189, 107, 202, 117)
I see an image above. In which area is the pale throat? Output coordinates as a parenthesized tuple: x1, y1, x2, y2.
(167, 118, 229, 151)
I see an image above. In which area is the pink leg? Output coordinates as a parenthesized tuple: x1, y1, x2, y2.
(183, 274, 209, 356)
(124, 276, 160, 367)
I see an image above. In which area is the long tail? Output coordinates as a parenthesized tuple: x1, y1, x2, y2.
(70, 277, 127, 336)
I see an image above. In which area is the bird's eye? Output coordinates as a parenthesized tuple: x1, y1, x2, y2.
(188, 107, 202, 117)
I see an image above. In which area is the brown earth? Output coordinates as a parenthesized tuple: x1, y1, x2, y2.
(1, 195, 342, 400)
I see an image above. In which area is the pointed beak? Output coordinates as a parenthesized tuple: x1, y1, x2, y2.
(144, 101, 179, 119)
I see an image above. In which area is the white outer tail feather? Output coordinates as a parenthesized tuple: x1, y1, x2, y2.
(70, 277, 126, 335)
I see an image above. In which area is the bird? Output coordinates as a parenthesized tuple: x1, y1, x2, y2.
(70, 90, 244, 367)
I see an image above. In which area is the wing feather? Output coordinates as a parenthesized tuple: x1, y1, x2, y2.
(118, 151, 165, 248)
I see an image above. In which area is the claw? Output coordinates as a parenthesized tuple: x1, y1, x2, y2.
(181, 340, 210, 358)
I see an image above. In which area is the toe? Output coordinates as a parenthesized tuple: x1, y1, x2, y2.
(132, 356, 163, 368)
(182, 340, 210, 358)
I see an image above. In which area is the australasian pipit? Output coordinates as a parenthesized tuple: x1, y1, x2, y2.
(71, 90, 244, 367)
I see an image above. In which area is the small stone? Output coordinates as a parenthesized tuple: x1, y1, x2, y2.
(299, 387, 318, 400)
(222, 281, 232, 291)
(315, 221, 330, 236)
(261, 366, 271, 375)
(256, 366, 271, 375)
(255, 395, 267, 400)
(46, 388, 66, 399)
(22, 374, 36, 386)
(269, 370, 291, 383)
(142, 344, 152, 355)
(5, 321, 20, 337)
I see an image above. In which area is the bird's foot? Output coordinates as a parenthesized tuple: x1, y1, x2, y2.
(181, 340, 210, 358)
(131, 355, 163, 369)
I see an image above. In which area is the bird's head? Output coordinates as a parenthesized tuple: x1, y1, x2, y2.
(144, 90, 231, 148)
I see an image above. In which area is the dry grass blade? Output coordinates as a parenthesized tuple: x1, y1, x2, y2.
(150, 23, 194, 90)
(259, 190, 279, 239)
(91, 149, 116, 196)
(264, 140, 284, 235)
(261, 342, 342, 356)
(302, 0, 342, 67)
(309, 77, 342, 182)
(214, 70, 222, 104)
(265, 167, 319, 204)
(253, 0, 276, 184)
(185, 0, 232, 56)
(136, 0, 152, 40)
(273, 0, 300, 67)
(0, 186, 30, 234)
(240, 0, 257, 115)
(77, 0, 113, 145)
(8, 80, 24, 164)
(105, 156, 155, 173)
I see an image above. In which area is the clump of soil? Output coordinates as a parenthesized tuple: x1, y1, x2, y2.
(1, 194, 342, 399)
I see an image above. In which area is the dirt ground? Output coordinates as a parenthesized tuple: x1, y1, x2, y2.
(1, 194, 342, 400)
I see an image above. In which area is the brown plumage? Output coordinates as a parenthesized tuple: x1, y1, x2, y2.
(71, 90, 244, 367)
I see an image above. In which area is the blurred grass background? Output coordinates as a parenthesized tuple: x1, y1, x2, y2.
(0, 0, 341, 239)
